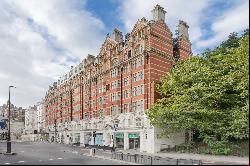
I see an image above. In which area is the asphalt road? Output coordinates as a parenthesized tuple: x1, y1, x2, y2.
(0, 141, 126, 165)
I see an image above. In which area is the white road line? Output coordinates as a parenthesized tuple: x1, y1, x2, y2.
(18, 161, 26, 163)
(4, 163, 11, 165)
(203, 161, 215, 164)
(57, 158, 63, 160)
(49, 159, 54, 161)
(38, 160, 43, 162)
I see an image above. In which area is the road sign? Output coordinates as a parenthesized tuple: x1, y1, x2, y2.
(0, 117, 8, 133)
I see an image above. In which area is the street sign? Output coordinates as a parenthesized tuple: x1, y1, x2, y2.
(0, 117, 8, 133)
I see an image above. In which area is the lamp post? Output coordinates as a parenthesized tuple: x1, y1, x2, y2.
(54, 119, 57, 143)
(7, 85, 16, 154)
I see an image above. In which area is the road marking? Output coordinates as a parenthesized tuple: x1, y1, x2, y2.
(18, 161, 26, 163)
(49, 159, 54, 161)
(57, 158, 63, 160)
(20, 151, 24, 153)
(4, 163, 11, 165)
(38, 160, 42, 162)
(203, 161, 215, 163)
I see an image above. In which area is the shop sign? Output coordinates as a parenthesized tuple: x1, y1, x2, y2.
(115, 133, 124, 139)
(128, 133, 139, 138)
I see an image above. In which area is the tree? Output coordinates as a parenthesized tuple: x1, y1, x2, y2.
(147, 33, 249, 143)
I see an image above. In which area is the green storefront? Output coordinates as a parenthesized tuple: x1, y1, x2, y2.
(128, 133, 140, 149)
(115, 133, 124, 149)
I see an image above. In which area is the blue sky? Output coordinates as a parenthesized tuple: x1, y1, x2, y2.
(0, 0, 249, 107)
(85, 0, 123, 32)
(85, 0, 249, 54)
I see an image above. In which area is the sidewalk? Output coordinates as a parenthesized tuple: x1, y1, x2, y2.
(75, 146, 249, 165)
(79, 148, 140, 165)
(113, 149, 249, 165)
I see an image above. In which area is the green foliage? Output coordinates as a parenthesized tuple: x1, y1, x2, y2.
(147, 30, 249, 155)
(175, 142, 194, 153)
(201, 134, 231, 155)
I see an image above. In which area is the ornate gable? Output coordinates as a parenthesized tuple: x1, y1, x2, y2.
(131, 17, 148, 35)
(99, 37, 118, 57)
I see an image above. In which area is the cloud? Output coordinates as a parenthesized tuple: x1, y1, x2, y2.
(197, 0, 249, 48)
(0, 72, 9, 79)
(0, 0, 106, 107)
(117, 0, 249, 54)
(117, 0, 209, 42)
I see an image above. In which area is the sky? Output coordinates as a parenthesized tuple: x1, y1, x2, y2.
(0, 0, 249, 108)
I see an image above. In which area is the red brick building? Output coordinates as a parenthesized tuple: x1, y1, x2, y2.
(44, 4, 192, 153)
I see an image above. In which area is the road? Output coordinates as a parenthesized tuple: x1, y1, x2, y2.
(0, 141, 126, 165)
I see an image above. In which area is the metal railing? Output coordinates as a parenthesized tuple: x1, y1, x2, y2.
(85, 144, 115, 151)
(111, 152, 202, 165)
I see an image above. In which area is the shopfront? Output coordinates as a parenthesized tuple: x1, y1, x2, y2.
(74, 133, 80, 143)
(115, 132, 124, 149)
(128, 133, 140, 149)
(94, 133, 103, 146)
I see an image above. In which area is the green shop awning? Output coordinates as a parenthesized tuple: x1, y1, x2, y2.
(128, 133, 139, 138)
(115, 133, 124, 139)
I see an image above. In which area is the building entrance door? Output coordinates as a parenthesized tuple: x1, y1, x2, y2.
(128, 133, 140, 149)
(74, 133, 80, 143)
(115, 132, 124, 149)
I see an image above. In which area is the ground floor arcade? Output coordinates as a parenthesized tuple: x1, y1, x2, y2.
(48, 127, 188, 153)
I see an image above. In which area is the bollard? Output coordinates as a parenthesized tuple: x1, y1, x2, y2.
(111, 152, 116, 159)
(90, 148, 96, 156)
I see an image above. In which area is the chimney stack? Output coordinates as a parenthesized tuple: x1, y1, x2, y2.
(177, 20, 190, 41)
(151, 4, 166, 22)
(112, 28, 123, 43)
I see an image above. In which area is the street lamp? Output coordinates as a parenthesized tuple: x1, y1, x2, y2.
(6, 85, 16, 154)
